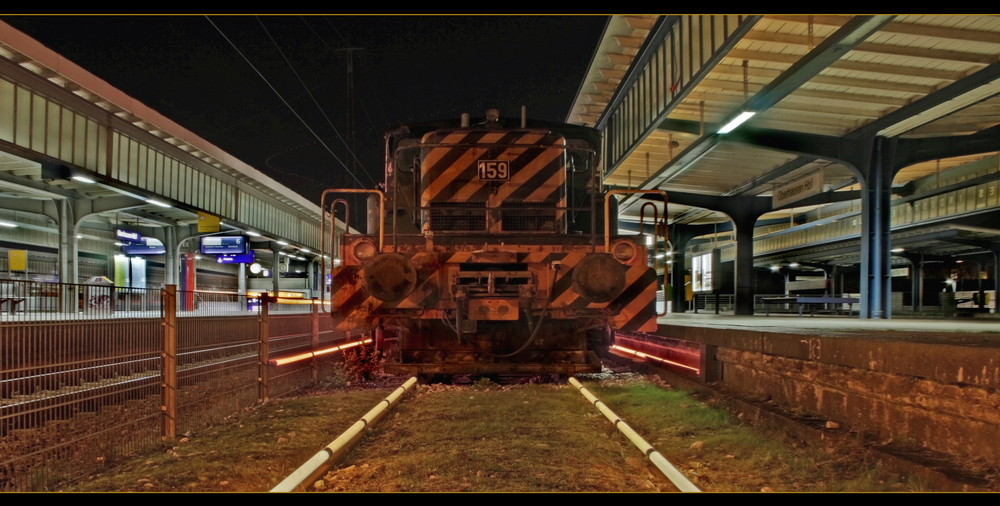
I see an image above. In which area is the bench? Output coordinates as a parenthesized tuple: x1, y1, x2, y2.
(761, 295, 860, 316)
(762, 278, 859, 316)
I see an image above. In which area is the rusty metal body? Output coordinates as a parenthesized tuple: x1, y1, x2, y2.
(324, 112, 664, 376)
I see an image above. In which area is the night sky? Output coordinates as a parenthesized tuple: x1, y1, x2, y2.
(1, 15, 609, 206)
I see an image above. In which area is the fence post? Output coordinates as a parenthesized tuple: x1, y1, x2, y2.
(61, 283, 78, 314)
(311, 298, 319, 386)
(162, 285, 177, 440)
(259, 294, 271, 402)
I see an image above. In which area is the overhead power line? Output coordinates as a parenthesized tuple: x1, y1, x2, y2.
(205, 15, 371, 189)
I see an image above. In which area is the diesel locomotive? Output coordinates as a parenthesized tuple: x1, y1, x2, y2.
(322, 108, 666, 376)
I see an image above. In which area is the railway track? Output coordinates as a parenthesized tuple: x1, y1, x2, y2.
(277, 370, 693, 493)
(53, 353, 940, 492)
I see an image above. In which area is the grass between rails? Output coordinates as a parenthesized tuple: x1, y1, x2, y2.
(316, 380, 666, 492)
(59, 373, 920, 493)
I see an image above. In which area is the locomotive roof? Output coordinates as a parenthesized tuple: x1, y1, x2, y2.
(388, 117, 602, 156)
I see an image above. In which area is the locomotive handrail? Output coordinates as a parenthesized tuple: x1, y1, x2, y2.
(321, 188, 385, 250)
(639, 202, 659, 238)
(332, 197, 350, 242)
(605, 189, 669, 317)
(604, 189, 667, 251)
(320, 189, 385, 313)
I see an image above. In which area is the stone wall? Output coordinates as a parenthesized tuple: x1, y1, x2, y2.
(655, 323, 1000, 472)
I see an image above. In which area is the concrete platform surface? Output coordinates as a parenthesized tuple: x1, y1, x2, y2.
(656, 312, 1000, 345)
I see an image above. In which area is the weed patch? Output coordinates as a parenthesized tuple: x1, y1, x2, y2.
(341, 344, 384, 384)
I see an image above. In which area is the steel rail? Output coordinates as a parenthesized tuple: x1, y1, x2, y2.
(568, 376, 701, 492)
(270, 376, 418, 492)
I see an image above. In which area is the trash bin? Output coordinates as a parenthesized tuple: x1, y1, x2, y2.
(938, 292, 956, 314)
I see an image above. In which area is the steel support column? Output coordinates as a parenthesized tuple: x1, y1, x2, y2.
(899, 252, 924, 313)
(732, 210, 757, 316)
(994, 248, 1000, 313)
(271, 242, 281, 296)
(859, 137, 893, 318)
(164, 226, 178, 286)
(56, 198, 78, 313)
(670, 248, 687, 313)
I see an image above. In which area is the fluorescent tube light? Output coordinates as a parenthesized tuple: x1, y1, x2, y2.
(717, 111, 756, 134)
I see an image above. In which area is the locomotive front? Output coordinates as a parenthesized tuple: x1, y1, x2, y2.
(325, 110, 662, 376)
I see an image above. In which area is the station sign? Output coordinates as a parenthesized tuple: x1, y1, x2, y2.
(123, 237, 165, 255)
(197, 211, 221, 233)
(8, 249, 26, 272)
(216, 252, 254, 264)
(772, 171, 823, 208)
(115, 227, 142, 245)
(200, 236, 248, 255)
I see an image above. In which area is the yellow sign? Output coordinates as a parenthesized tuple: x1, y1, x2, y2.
(9, 249, 26, 272)
(197, 211, 221, 232)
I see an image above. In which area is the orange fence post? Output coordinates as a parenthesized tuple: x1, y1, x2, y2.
(162, 285, 177, 440)
(258, 294, 271, 402)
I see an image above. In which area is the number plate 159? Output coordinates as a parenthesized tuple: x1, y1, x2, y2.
(477, 160, 510, 181)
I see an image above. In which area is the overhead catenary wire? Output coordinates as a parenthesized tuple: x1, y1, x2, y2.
(310, 16, 391, 138)
(257, 16, 376, 185)
(205, 15, 370, 189)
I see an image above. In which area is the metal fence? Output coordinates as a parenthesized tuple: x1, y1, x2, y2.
(690, 293, 735, 313)
(0, 279, 348, 491)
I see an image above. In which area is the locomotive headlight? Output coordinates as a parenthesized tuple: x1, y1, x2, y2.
(571, 253, 626, 303)
(362, 253, 417, 302)
(352, 239, 378, 263)
(611, 240, 637, 264)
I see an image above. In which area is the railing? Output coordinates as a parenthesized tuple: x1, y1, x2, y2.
(753, 293, 861, 315)
(601, 15, 758, 172)
(0, 282, 349, 491)
(753, 172, 1000, 257)
(691, 293, 735, 313)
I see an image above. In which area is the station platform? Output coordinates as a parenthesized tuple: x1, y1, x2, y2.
(635, 311, 1000, 489)
(655, 312, 1000, 344)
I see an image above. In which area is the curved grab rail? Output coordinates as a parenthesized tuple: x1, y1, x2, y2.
(605, 189, 669, 317)
(319, 189, 385, 312)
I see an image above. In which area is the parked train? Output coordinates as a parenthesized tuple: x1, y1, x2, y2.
(323, 108, 666, 376)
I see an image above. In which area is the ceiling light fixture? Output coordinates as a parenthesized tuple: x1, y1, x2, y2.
(717, 111, 756, 134)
